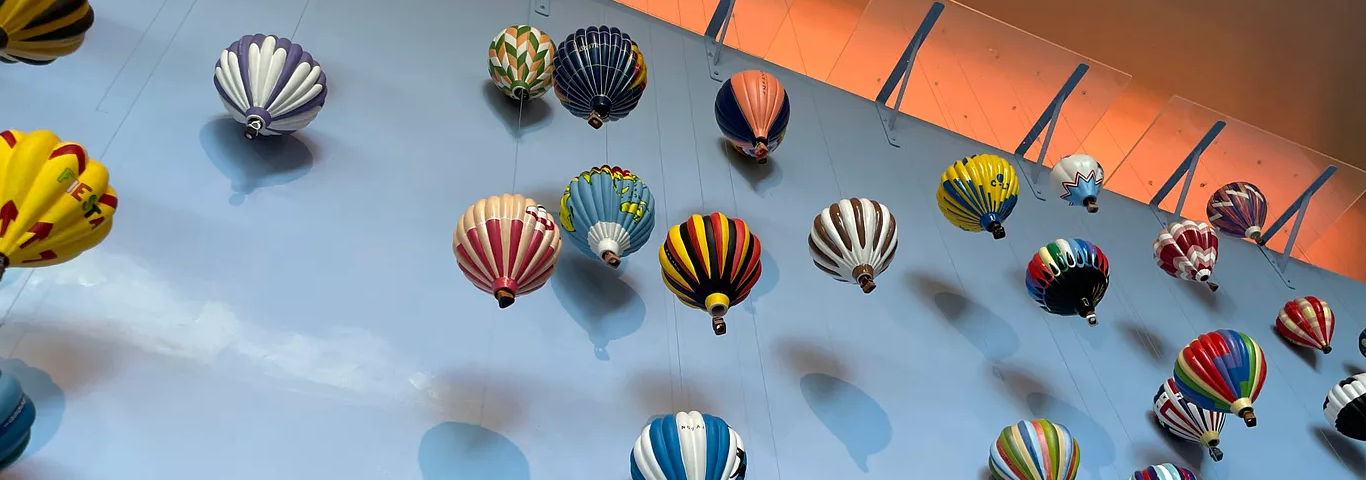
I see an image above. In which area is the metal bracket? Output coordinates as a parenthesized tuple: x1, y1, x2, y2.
(874, 2, 944, 147)
(704, 0, 737, 81)
(1146, 120, 1225, 226)
(1012, 63, 1088, 201)
(533, 0, 549, 17)
(1256, 165, 1337, 289)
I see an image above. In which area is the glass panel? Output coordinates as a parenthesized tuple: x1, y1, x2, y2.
(1107, 96, 1366, 260)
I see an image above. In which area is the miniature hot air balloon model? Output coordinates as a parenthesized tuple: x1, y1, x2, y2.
(1153, 220, 1220, 292)
(487, 25, 555, 101)
(1153, 377, 1227, 461)
(559, 165, 655, 268)
(715, 70, 790, 164)
(808, 198, 898, 294)
(453, 194, 561, 309)
(1174, 329, 1267, 427)
(1050, 154, 1103, 213)
(552, 26, 647, 129)
(1325, 373, 1366, 441)
(214, 34, 328, 140)
(660, 212, 761, 335)
(1359, 328, 1366, 358)
(0, 130, 119, 281)
(630, 411, 747, 480)
(1129, 463, 1197, 480)
(1026, 239, 1109, 326)
(1275, 296, 1335, 354)
(0, 0, 94, 65)
(937, 154, 1018, 239)
(988, 419, 1080, 480)
(0, 369, 33, 468)
(1206, 181, 1267, 242)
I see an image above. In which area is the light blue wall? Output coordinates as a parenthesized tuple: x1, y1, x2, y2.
(0, 0, 1363, 478)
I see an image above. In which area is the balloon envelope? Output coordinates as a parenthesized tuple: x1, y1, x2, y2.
(1275, 296, 1335, 353)
(214, 34, 328, 139)
(809, 198, 898, 294)
(0, 0, 94, 65)
(452, 194, 562, 308)
(558, 165, 655, 267)
(1050, 154, 1103, 213)
(1129, 463, 1197, 480)
(1325, 373, 1366, 441)
(0, 370, 33, 466)
(1026, 238, 1109, 326)
(1206, 181, 1267, 241)
(1174, 329, 1267, 427)
(488, 25, 555, 100)
(552, 26, 648, 129)
(989, 419, 1080, 480)
(659, 212, 761, 335)
(1153, 377, 1226, 461)
(937, 154, 1019, 239)
(630, 411, 746, 480)
(1153, 220, 1219, 291)
(714, 70, 791, 162)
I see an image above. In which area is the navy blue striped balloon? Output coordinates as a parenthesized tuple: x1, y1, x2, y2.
(0, 369, 34, 469)
(1206, 181, 1267, 242)
(552, 26, 648, 129)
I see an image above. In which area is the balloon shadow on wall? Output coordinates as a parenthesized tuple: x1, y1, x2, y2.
(1272, 326, 1319, 370)
(800, 373, 891, 472)
(1314, 425, 1366, 477)
(550, 253, 646, 360)
(1346, 363, 1366, 376)
(989, 364, 1056, 406)
(1025, 392, 1116, 478)
(740, 250, 778, 315)
(426, 368, 527, 432)
(1119, 319, 1168, 366)
(1141, 411, 1207, 468)
(418, 422, 530, 480)
(775, 337, 846, 378)
(912, 271, 1020, 361)
(719, 139, 781, 196)
(482, 82, 551, 139)
(627, 369, 713, 415)
(1181, 280, 1224, 313)
(199, 118, 314, 206)
(0, 359, 61, 467)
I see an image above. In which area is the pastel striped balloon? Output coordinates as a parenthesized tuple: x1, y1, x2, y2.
(989, 419, 1080, 480)
(1130, 463, 1197, 480)
(1174, 329, 1267, 427)
(453, 194, 561, 309)
(1275, 296, 1335, 353)
(630, 411, 746, 480)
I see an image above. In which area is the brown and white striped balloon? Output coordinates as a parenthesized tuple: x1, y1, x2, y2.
(808, 198, 898, 294)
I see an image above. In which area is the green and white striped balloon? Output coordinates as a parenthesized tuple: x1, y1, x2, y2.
(487, 25, 555, 100)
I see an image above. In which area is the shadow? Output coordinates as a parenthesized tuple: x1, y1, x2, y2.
(1315, 425, 1366, 477)
(1346, 363, 1366, 376)
(426, 369, 526, 432)
(1025, 392, 1116, 478)
(912, 271, 1020, 361)
(1144, 411, 1206, 467)
(419, 422, 530, 480)
(741, 250, 779, 315)
(0, 360, 61, 461)
(719, 139, 782, 196)
(626, 369, 712, 414)
(977, 466, 993, 480)
(199, 118, 314, 206)
(800, 373, 891, 472)
(550, 254, 646, 360)
(518, 182, 565, 218)
(989, 364, 1055, 406)
(1273, 326, 1320, 370)
(774, 338, 845, 378)
(1120, 320, 1168, 365)
(1182, 281, 1223, 312)
(481, 82, 551, 139)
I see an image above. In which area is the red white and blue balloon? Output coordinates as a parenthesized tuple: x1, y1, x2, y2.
(1050, 154, 1103, 213)
(214, 34, 328, 140)
(1206, 181, 1267, 242)
(1153, 377, 1226, 461)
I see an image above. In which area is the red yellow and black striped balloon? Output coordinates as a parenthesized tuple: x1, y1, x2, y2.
(659, 212, 762, 336)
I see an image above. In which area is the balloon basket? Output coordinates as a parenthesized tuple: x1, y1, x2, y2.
(988, 222, 1005, 240)
(858, 276, 876, 294)
(587, 112, 604, 129)
(495, 289, 516, 309)
(1322, 345, 1333, 354)
(712, 317, 727, 336)
(1238, 409, 1257, 427)
(1206, 282, 1219, 292)
(602, 251, 621, 269)
(1084, 198, 1098, 213)
(1208, 446, 1224, 462)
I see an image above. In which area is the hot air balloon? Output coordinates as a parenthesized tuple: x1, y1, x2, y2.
(214, 34, 328, 140)
(0, 130, 118, 281)
(1325, 373, 1366, 441)
(1174, 329, 1267, 427)
(808, 198, 898, 294)
(488, 25, 555, 101)
(660, 212, 761, 335)
(630, 411, 747, 480)
(1359, 328, 1366, 358)
(1129, 463, 1197, 480)
(1026, 238, 1109, 326)
(937, 154, 1018, 239)
(0, 0, 94, 65)
(552, 26, 647, 129)
(714, 70, 790, 163)
(1050, 154, 1103, 213)
(1153, 220, 1220, 292)
(1206, 181, 1267, 242)
(559, 165, 655, 268)
(1275, 296, 1335, 354)
(988, 419, 1080, 480)
(0, 369, 33, 468)
(453, 194, 561, 308)
(1153, 377, 1226, 461)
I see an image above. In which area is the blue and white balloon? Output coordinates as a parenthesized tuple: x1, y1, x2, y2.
(558, 165, 655, 268)
(0, 369, 34, 468)
(631, 411, 746, 480)
(214, 34, 329, 139)
(1050, 154, 1103, 213)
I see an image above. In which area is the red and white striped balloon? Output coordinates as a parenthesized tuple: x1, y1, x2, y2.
(1153, 220, 1220, 291)
(453, 194, 561, 309)
(1275, 296, 1336, 353)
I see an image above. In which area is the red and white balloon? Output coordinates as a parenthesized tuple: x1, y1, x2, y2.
(1275, 296, 1335, 353)
(453, 194, 562, 309)
(1153, 220, 1219, 291)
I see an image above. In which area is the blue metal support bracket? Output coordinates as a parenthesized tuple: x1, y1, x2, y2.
(534, 0, 549, 17)
(874, 1, 943, 147)
(704, 0, 737, 81)
(1012, 63, 1088, 201)
(1146, 120, 1225, 226)
(1255, 165, 1337, 289)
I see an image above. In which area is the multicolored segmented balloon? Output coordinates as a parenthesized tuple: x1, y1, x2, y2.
(630, 411, 747, 480)
(1153, 377, 1226, 461)
(0, 0, 94, 65)
(1153, 220, 1220, 291)
(1026, 239, 1109, 326)
(558, 165, 655, 268)
(808, 198, 898, 294)
(937, 154, 1018, 239)
(1129, 463, 1197, 480)
(453, 194, 561, 309)
(714, 70, 790, 163)
(214, 34, 328, 139)
(1050, 154, 1103, 213)
(487, 25, 555, 101)
(552, 26, 648, 129)
(988, 419, 1080, 480)
(659, 213, 762, 335)
(1174, 329, 1267, 427)
(1325, 373, 1366, 441)
(1275, 296, 1335, 354)
(1206, 181, 1267, 242)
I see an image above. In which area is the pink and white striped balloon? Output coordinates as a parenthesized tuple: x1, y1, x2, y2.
(453, 194, 561, 308)
(1275, 296, 1336, 353)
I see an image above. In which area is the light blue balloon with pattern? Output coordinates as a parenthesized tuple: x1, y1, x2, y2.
(631, 411, 747, 480)
(0, 369, 34, 468)
(559, 165, 656, 267)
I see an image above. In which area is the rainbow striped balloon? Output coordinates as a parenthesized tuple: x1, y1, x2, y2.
(989, 419, 1080, 480)
(1174, 329, 1267, 427)
(1130, 463, 1197, 480)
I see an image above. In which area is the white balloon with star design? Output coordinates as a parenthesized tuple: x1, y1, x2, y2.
(1051, 154, 1104, 213)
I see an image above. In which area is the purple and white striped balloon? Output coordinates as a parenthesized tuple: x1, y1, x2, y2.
(213, 34, 328, 139)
